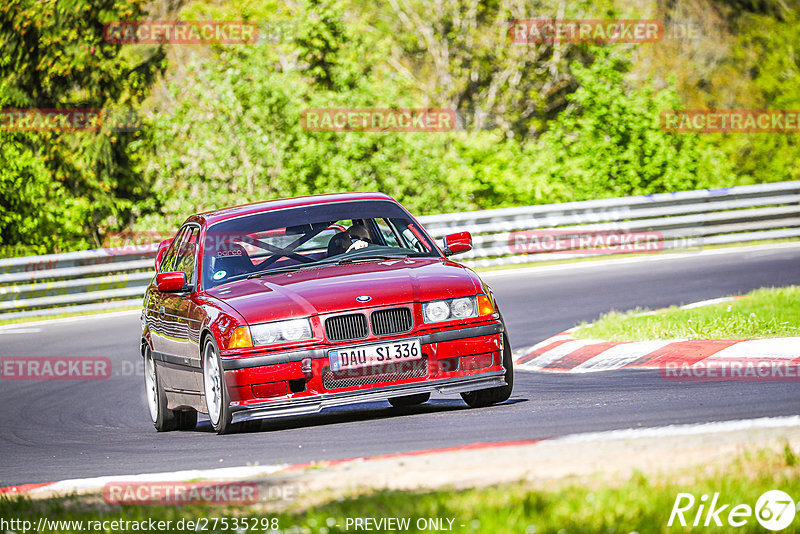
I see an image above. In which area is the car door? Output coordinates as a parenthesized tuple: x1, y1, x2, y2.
(151, 224, 204, 394)
(146, 226, 187, 359)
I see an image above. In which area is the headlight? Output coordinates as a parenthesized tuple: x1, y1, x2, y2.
(423, 296, 482, 323)
(423, 301, 451, 323)
(451, 297, 475, 318)
(249, 318, 313, 347)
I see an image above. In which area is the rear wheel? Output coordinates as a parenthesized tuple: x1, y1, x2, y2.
(144, 345, 180, 431)
(388, 393, 430, 407)
(203, 339, 235, 434)
(461, 329, 514, 408)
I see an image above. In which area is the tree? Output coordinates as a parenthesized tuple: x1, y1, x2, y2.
(526, 49, 734, 200)
(375, 0, 616, 138)
(0, 0, 166, 252)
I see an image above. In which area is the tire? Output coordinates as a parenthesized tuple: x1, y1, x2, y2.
(144, 344, 178, 432)
(388, 393, 430, 407)
(461, 327, 514, 408)
(175, 408, 198, 431)
(203, 338, 235, 434)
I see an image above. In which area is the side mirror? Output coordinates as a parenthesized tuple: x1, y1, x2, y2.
(443, 231, 472, 256)
(156, 271, 187, 292)
(154, 238, 173, 271)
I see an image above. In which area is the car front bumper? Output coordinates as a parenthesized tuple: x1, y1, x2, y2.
(220, 321, 507, 422)
(229, 370, 506, 423)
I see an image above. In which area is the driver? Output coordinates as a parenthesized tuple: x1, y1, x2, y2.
(345, 224, 370, 252)
(326, 224, 372, 257)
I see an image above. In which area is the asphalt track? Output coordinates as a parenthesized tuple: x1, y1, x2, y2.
(1, 244, 799, 486)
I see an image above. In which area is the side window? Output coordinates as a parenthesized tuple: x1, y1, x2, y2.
(174, 226, 199, 283)
(158, 227, 187, 274)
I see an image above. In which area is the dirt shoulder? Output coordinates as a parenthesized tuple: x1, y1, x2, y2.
(255, 417, 800, 511)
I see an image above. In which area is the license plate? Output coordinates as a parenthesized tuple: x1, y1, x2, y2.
(328, 339, 422, 371)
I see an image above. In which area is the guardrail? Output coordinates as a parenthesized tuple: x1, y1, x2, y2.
(1, 181, 798, 320)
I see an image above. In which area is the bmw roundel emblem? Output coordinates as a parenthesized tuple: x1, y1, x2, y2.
(356, 295, 372, 303)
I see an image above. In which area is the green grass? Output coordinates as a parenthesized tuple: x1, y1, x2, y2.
(2, 446, 799, 533)
(575, 286, 800, 342)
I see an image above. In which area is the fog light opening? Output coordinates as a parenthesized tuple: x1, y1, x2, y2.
(288, 378, 307, 393)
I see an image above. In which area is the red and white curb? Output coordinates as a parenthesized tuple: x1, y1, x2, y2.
(5, 417, 800, 499)
(0, 440, 540, 498)
(514, 333, 800, 372)
(513, 295, 799, 373)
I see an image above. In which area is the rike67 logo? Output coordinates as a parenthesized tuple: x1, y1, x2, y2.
(669, 490, 796, 531)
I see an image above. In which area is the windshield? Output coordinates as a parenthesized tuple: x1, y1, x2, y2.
(202, 199, 439, 288)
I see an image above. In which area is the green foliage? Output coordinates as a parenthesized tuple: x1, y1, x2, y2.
(1, 0, 798, 254)
(719, 10, 800, 184)
(365, 0, 615, 138)
(131, 1, 480, 228)
(0, 0, 165, 251)
(133, 1, 725, 229)
(0, 137, 89, 256)
(644, 1, 800, 186)
(525, 49, 735, 201)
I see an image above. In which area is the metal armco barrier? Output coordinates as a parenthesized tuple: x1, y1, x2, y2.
(1, 181, 798, 319)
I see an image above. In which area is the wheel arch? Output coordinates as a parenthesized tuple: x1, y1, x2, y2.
(140, 336, 152, 358)
(199, 328, 218, 367)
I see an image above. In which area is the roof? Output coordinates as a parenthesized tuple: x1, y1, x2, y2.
(189, 192, 397, 226)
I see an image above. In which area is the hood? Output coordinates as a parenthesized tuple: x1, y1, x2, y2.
(204, 258, 481, 324)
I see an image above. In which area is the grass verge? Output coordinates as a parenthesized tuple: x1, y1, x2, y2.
(575, 286, 800, 341)
(1, 446, 799, 533)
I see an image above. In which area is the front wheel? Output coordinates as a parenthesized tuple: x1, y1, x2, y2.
(203, 339, 235, 434)
(461, 330, 514, 408)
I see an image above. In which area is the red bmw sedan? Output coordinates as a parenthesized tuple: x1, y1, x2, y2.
(141, 193, 513, 434)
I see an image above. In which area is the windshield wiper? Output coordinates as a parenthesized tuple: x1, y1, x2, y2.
(246, 263, 317, 279)
(337, 254, 408, 264)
